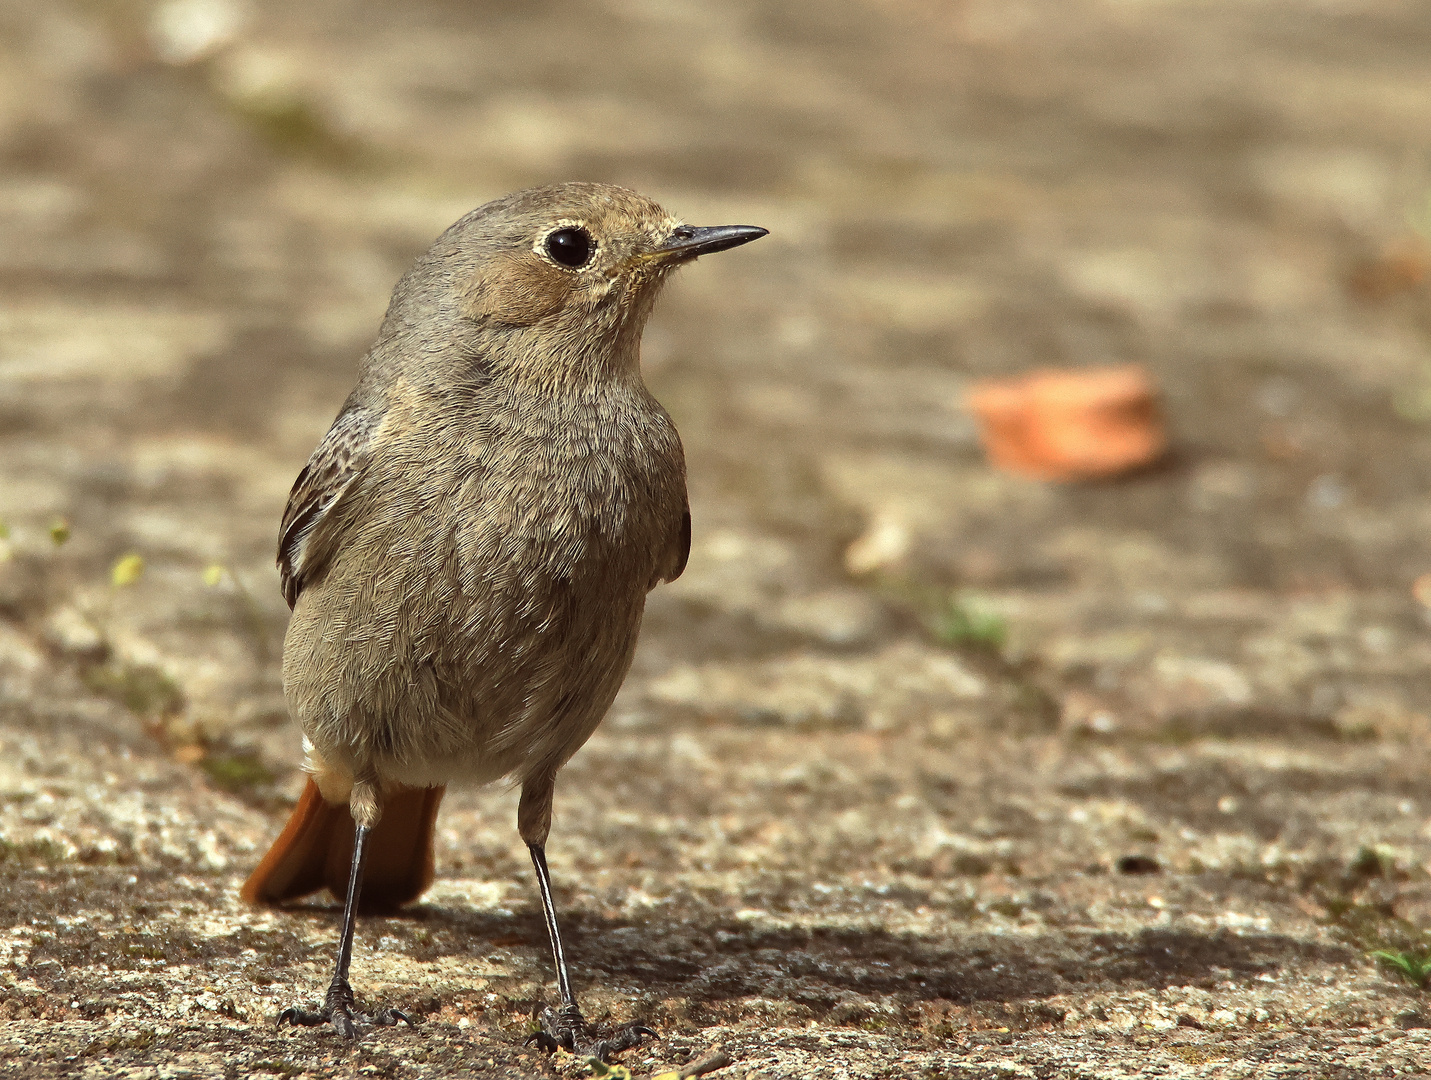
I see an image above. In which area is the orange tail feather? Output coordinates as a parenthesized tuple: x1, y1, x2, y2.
(242, 778, 445, 912)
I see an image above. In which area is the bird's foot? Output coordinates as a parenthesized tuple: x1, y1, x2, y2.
(277, 979, 414, 1040)
(526, 1002, 656, 1061)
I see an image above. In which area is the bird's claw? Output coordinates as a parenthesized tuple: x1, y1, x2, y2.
(276, 980, 414, 1039)
(526, 1003, 655, 1061)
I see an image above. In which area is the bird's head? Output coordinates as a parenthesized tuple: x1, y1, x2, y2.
(379, 183, 766, 385)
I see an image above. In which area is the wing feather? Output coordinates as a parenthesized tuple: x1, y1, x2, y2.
(278, 407, 376, 607)
(663, 504, 691, 584)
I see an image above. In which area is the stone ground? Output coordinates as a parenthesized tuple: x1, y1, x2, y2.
(4, 0, 1431, 1076)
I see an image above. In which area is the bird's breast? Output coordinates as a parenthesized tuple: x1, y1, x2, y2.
(416, 383, 684, 623)
(284, 378, 685, 784)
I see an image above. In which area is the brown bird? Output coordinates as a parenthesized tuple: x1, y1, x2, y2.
(240, 182, 766, 1055)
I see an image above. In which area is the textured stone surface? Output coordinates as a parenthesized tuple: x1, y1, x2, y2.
(4, 0, 1431, 1075)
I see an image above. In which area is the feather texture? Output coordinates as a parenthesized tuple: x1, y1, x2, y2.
(241, 778, 444, 911)
(277, 405, 377, 608)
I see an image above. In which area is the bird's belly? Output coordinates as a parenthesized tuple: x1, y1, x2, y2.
(283, 503, 657, 790)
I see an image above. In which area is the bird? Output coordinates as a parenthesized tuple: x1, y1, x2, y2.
(239, 182, 766, 1057)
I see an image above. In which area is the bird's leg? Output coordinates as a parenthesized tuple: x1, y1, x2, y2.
(520, 779, 655, 1061)
(277, 802, 414, 1038)
(525, 843, 656, 1059)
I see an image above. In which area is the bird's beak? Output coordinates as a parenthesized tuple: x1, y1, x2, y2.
(652, 224, 768, 263)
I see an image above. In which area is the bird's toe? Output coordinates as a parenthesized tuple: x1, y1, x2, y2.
(528, 1003, 655, 1062)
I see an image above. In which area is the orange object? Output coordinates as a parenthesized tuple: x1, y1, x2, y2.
(1413, 573, 1431, 608)
(1348, 239, 1430, 301)
(242, 778, 445, 912)
(967, 364, 1166, 480)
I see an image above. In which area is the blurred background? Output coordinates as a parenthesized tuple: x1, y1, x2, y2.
(4, 0, 1431, 1074)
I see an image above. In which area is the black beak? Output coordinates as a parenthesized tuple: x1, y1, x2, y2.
(656, 224, 768, 261)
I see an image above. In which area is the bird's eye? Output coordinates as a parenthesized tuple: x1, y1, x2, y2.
(545, 227, 593, 268)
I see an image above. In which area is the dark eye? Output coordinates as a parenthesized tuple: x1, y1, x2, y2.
(545, 227, 592, 268)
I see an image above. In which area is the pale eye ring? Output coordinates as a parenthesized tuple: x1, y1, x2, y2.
(545, 227, 593, 268)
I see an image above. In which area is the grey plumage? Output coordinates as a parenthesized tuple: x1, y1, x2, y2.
(278, 403, 375, 608)
(284, 183, 692, 820)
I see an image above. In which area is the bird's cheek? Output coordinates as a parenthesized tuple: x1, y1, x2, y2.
(461, 256, 571, 327)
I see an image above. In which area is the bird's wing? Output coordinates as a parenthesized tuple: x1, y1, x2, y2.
(277, 406, 376, 608)
(662, 503, 691, 584)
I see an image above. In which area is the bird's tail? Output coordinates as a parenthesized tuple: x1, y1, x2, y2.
(241, 778, 445, 911)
